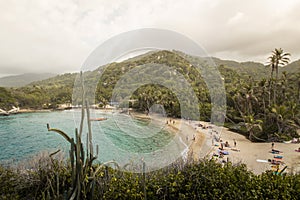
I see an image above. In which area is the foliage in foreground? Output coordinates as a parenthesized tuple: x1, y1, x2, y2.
(1, 158, 300, 200)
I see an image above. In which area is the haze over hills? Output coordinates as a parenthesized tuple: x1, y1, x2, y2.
(0, 73, 57, 87)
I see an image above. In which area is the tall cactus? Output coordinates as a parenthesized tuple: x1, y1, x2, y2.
(47, 72, 118, 199)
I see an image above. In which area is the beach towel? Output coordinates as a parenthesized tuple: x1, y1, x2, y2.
(220, 150, 229, 155)
(270, 149, 282, 154)
(274, 155, 283, 159)
(268, 159, 284, 165)
(256, 159, 268, 163)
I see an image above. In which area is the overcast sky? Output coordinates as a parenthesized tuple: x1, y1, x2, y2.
(1, 0, 300, 77)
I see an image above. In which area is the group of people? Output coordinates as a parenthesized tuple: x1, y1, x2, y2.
(219, 139, 237, 150)
(166, 119, 175, 125)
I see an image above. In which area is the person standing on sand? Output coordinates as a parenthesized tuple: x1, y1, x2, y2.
(272, 142, 274, 149)
(220, 143, 224, 150)
(234, 139, 236, 147)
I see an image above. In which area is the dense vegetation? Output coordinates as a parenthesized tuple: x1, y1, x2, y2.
(1, 67, 300, 199)
(0, 73, 56, 87)
(0, 73, 76, 109)
(0, 50, 299, 141)
(0, 87, 15, 110)
(1, 157, 300, 200)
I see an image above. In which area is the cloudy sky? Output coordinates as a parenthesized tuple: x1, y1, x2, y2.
(1, 0, 300, 77)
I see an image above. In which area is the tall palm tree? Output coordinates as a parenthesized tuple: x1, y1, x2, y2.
(257, 78, 269, 118)
(268, 48, 291, 79)
(268, 55, 276, 79)
(267, 48, 291, 105)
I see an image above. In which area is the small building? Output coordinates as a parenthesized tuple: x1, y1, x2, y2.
(57, 103, 72, 110)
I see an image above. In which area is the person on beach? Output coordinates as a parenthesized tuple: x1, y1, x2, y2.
(272, 142, 274, 149)
(225, 141, 230, 147)
(220, 143, 224, 150)
(234, 139, 236, 147)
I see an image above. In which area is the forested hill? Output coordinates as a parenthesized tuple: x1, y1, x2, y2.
(0, 73, 56, 87)
(1, 50, 299, 141)
(211, 57, 267, 80)
(280, 59, 300, 74)
(28, 73, 77, 88)
(1, 51, 299, 89)
(212, 57, 300, 80)
(1, 50, 299, 110)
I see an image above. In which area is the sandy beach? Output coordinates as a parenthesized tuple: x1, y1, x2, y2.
(130, 112, 300, 174)
(130, 112, 207, 158)
(187, 121, 300, 174)
(163, 118, 208, 161)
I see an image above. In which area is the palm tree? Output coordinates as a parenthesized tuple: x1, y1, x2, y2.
(268, 48, 291, 79)
(244, 114, 265, 142)
(271, 104, 298, 138)
(257, 78, 269, 118)
(268, 55, 276, 79)
(267, 48, 291, 105)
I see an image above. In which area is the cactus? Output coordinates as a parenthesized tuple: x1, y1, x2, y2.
(47, 72, 119, 200)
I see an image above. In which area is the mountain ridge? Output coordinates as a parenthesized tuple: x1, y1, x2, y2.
(0, 73, 57, 87)
(1, 52, 299, 88)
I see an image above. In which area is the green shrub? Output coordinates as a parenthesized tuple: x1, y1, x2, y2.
(1, 158, 300, 199)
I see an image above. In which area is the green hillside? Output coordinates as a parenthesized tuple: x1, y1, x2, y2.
(1, 50, 299, 141)
(0, 73, 56, 87)
(212, 57, 268, 80)
(211, 57, 300, 80)
(281, 59, 300, 74)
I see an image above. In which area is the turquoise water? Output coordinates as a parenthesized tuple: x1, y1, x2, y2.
(0, 110, 184, 169)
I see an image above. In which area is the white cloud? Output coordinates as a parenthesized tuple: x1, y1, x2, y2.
(0, 0, 300, 76)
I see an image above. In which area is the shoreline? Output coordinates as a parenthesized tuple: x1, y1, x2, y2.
(130, 112, 300, 174)
(129, 112, 208, 161)
(3, 109, 299, 174)
(1, 107, 116, 115)
(18, 109, 52, 113)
